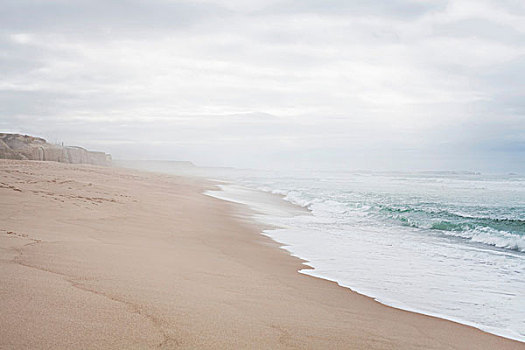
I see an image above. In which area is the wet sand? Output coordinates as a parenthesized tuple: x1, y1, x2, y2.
(0, 160, 522, 349)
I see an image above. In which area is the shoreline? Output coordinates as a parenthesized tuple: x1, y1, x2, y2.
(207, 183, 525, 343)
(1, 160, 523, 349)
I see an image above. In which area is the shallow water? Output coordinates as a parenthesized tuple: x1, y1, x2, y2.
(210, 171, 525, 342)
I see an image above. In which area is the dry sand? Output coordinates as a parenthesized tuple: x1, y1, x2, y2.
(0, 159, 523, 349)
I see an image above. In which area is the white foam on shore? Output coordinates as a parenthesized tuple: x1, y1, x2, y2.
(205, 183, 525, 343)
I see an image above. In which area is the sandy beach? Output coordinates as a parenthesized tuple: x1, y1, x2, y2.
(0, 160, 522, 349)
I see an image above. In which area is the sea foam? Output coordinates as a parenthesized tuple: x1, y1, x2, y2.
(209, 171, 525, 342)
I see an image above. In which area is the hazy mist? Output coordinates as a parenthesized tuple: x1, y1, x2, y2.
(1, 0, 524, 172)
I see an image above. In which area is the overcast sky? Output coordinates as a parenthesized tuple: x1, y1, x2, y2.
(1, 0, 524, 171)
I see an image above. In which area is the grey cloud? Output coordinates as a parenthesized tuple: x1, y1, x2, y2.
(0, 90, 73, 117)
(1, 0, 524, 172)
(494, 0, 525, 15)
(1, 0, 229, 37)
(261, 0, 446, 19)
(433, 19, 525, 44)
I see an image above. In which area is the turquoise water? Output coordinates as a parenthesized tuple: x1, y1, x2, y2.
(229, 171, 525, 341)
(242, 172, 525, 252)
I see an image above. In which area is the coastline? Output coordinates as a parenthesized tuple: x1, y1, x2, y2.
(206, 183, 525, 343)
(0, 160, 522, 349)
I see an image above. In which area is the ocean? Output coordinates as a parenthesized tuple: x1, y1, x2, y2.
(208, 170, 525, 342)
(118, 161, 525, 342)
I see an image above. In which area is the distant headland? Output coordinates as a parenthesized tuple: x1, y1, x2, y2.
(0, 133, 111, 166)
